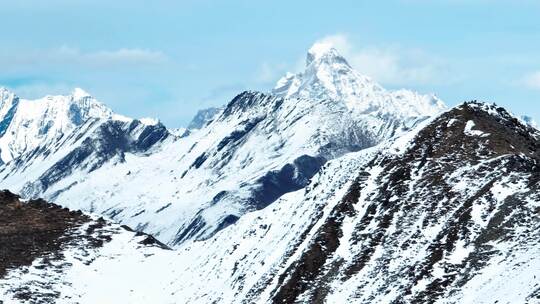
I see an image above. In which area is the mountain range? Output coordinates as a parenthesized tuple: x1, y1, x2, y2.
(0, 43, 538, 304)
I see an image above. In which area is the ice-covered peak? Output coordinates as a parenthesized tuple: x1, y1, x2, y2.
(0, 87, 13, 96)
(71, 87, 92, 100)
(187, 107, 222, 130)
(66, 88, 114, 120)
(139, 117, 159, 126)
(306, 42, 345, 66)
(0, 87, 17, 106)
(0, 88, 117, 163)
(273, 42, 378, 102)
(35, 88, 111, 118)
(0, 88, 19, 138)
(273, 43, 445, 120)
(0, 88, 17, 105)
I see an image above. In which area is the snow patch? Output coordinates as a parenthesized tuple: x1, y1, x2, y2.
(464, 120, 490, 137)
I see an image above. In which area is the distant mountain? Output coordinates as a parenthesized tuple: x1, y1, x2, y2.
(186, 107, 222, 130)
(0, 88, 121, 164)
(522, 115, 539, 129)
(0, 44, 446, 247)
(273, 42, 445, 120)
(1, 102, 538, 304)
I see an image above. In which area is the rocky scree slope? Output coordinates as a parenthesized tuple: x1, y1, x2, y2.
(0, 190, 167, 304)
(268, 101, 540, 303)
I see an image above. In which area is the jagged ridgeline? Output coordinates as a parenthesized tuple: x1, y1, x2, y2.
(0, 44, 538, 304)
(0, 43, 444, 247)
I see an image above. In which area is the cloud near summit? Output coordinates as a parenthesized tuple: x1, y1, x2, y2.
(312, 34, 448, 87)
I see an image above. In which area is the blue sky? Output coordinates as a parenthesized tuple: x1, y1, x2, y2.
(1, 0, 540, 127)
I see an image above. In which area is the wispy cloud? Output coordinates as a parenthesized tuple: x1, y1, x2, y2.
(55, 47, 168, 66)
(0, 47, 168, 70)
(255, 62, 288, 84)
(4, 82, 74, 99)
(312, 34, 450, 87)
(0, 46, 170, 99)
(313, 34, 352, 55)
(519, 71, 540, 90)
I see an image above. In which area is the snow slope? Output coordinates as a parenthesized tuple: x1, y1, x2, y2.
(0, 88, 120, 163)
(1, 102, 538, 304)
(0, 45, 446, 247)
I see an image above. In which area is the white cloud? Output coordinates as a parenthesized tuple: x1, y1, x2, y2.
(255, 61, 288, 84)
(257, 62, 282, 82)
(312, 34, 352, 55)
(520, 71, 540, 90)
(55, 46, 168, 66)
(5, 82, 74, 100)
(0, 47, 168, 70)
(0, 47, 169, 100)
(312, 34, 448, 86)
(252, 34, 451, 90)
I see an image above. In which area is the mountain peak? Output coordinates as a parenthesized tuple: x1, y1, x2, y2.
(393, 101, 540, 161)
(272, 43, 359, 100)
(273, 43, 445, 119)
(0, 88, 16, 103)
(71, 87, 92, 100)
(0, 87, 13, 95)
(306, 42, 345, 66)
(0, 88, 17, 105)
(0, 88, 116, 163)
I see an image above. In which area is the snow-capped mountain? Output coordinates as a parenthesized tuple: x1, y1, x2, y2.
(0, 45, 446, 247)
(0, 88, 118, 164)
(273, 42, 445, 120)
(1, 102, 538, 304)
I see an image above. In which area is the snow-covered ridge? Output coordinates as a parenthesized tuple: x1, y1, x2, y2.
(1, 101, 539, 304)
(0, 40, 539, 303)
(0, 43, 452, 248)
(0, 88, 166, 164)
(0, 88, 115, 163)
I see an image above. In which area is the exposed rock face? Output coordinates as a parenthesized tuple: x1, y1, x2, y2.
(0, 102, 538, 304)
(0, 190, 91, 278)
(269, 102, 540, 303)
(19, 119, 171, 199)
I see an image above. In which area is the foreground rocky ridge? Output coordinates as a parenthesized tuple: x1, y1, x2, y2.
(270, 102, 540, 303)
(1, 102, 538, 303)
(0, 190, 167, 303)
